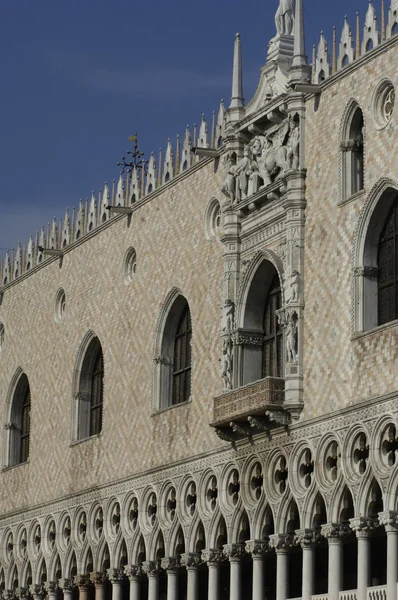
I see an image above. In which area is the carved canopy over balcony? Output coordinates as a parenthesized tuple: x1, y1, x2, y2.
(211, 377, 285, 430)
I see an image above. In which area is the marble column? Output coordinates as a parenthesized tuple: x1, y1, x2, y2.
(379, 511, 398, 600)
(89, 573, 106, 600)
(143, 561, 161, 600)
(74, 576, 91, 600)
(295, 529, 319, 600)
(246, 540, 269, 600)
(350, 517, 376, 600)
(224, 544, 246, 600)
(202, 549, 224, 600)
(321, 523, 349, 600)
(124, 565, 143, 600)
(181, 553, 201, 600)
(161, 558, 180, 600)
(270, 534, 293, 600)
(28, 585, 45, 600)
(59, 580, 74, 600)
(44, 582, 58, 600)
(107, 569, 125, 600)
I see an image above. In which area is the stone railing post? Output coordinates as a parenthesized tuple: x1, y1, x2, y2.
(181, 553, 201, 600)
(246, 540, 269, 600)
(124, 565, 143, 600)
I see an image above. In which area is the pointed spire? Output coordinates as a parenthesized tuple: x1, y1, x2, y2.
(356, 12, 361, 58)
(131, 166, 140, 203)
(50, 217, 58, 249)
(76, 200, 84, 240)
(163, 139, 174, 184)
(289, 0, 311, 84)
(158, 147, 163, 186)
(315, 32, 330, 83)
(229, 33, 244, 122)
(14, 242, 22, 279)
(216, 100, 226, 148)
(62, 208, 71, 247)
(175, 134, 180, 174)
(26, 235, 34, 270)
(116, 174, 124, 206)
(338, 16, 354, 69)
(311, 44, 316, 83)
(332, 26, 337, 73)
(101, 184, 110, 222)
(146, 152, 157, 195)
(211, 111, 216, 148)
(88, 192, 96, 232)
(362, 1, 380, 53)
(180, 125, 192, 173)
(197, 114, 209, 149)
(381, 0, 386, 41)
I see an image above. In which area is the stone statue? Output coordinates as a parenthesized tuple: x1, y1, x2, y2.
(221, 154, 237, 205)
(286, 115, 300, 170)
(286, 313, 298, 364)
(289, 270, 300, 303)
(221, 299, 234, 333)
(275, 0, 295, 36)
(235, 147, 255, 201)
(220, 340, 232, 391)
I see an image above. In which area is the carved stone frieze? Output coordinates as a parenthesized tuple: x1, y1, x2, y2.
(321, 523, 350, 541)
(269, 533, 294, 551)
(58, 580, 74, 592)
(73, 576, 91, 590)
(201, 549, 225, 564)
(180, 553, 201, 569)
(124, 566, 144, 581)
(349, 516, 378, 538)
(142, 561, 162, 577)
(245, 539, 270, 556)
(224, 543, 246, 560)
(295, 529, 320, 549)
(378, 511, 398, 532)
(161, 557, 180, 572)
(89, 573, 106, 587)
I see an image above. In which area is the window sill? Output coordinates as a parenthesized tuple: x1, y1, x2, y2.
(351, 318, 398, 341)
(70, 432, 103, 447)
(338, 189, 365, 207)
(151, 398, 192, 416)
(2, 459, 29, 472)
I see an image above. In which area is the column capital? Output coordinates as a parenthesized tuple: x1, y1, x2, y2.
(106, 569, 125, 584)
(180, 552, 201, 569)
(223, 543, 246, 561)
(378, 510, 398, 532)
(294, 528, 320, 549)
(269, 533, 294, 551)
(28, 585, 45, 599)
(73, 576, 91, 590)
(142, 561, 161, 577)
(89, 572, 107, 587)
(245, 539, 270, 557)
(44, 582, 58, 595)
(350, 516, 378, 538)
(124, 565, 144, 581)
(58, 580, 74, 592)
(160, 557, 180, 572)
(321, 522, 350, 542)
(3, 591, 15, 600)
(15, 589, 27, 600)
(201, 548, 225, 564)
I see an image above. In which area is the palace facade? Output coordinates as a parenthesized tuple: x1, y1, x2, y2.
(1, 1, 398, 600)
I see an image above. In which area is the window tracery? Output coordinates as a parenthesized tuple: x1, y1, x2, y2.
(5, 372, 31, 467)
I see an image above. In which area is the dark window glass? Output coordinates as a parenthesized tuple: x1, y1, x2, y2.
(378, 198, 398, 325)
(20, 387, 30, 463)
(90, 348, 104, 436)
(262, 275, 283, 378)
(172, 304, 192, 405)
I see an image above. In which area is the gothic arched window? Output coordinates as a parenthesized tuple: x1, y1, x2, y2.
(172, 304, 192, 405)
(262, 275, 283, 378)
(378, 197, 398, 325)
(74, 336, 104, 441)
(7, 372, 31, 466)
(154, 292, 192, 410)
(342, 105, 364, 200)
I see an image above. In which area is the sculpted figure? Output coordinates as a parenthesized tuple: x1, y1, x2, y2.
(289, 270, 300, 303)
(235, 147, 255, 200)
(221, 299, 234, 333)
(221, 154, 237, 205)
(275, 0, 295, 36)
(220, 343, 232, 391)
(286, 116, 300, 170)
(286, 314, 298, 364)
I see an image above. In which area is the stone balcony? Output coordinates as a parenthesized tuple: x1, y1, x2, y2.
(211, 377, 285, 431)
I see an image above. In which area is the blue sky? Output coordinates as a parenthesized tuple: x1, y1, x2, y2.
(0, 0, 375, 251)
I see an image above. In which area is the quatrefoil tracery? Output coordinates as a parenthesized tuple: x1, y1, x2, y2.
(129, 498, 139, 530)
(353, 433, 369, 475)
(250, 463, 264, 501)
(166, 488, 177, 521)
(111, 503, 121, 535)
(381, 424, 398, 467)
(95, 508, 104, 538)
(228, 469, 241, 506)
(299, 449, 314, 489)
(186, 482, 197, 516)
(148, 493, 158, 526)
(275, 456, 288, 494)
(206, 476, 218, 512)
(325, 441, 340, 483)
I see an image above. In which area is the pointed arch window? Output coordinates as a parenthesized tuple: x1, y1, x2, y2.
(74, 336, 104, 441)
(6, 372, 31, 467)
(378, 197, 398, 325)
(342, 106, 364, 199)
(172, 304, 192, 405)
(262, 275, 283, 378)
(154, 293, 192, 410)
